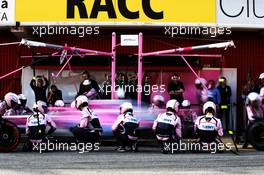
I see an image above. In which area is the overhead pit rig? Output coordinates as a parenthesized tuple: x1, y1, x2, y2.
(0, 33, 238, 152)
(0, 33, 235, 106)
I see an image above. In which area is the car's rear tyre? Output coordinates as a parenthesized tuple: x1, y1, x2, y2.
(248, 121, 264, 151)
(0, 120, 20, 152)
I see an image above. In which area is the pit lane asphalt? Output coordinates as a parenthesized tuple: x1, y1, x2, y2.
(0, 147, 263, 175)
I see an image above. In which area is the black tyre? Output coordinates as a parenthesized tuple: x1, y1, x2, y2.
(248, 121, 264, 151)
(0, 120, 20, 152)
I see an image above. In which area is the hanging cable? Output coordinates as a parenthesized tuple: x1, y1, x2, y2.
(180, 55, 208, 90)
(54, 55, 73, 78)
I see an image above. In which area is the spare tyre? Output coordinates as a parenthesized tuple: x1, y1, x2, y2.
(248, 120, 264, 151)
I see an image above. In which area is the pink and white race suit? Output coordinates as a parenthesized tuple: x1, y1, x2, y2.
(112, 112, 139, 132)
(0, 101, 8, 116)
(79, 107, 98, 128)
(246, 105, 264, 122)
(152, 111, 182, 140)
(194, 114, 223, 137)
(26, 113, 56, 143)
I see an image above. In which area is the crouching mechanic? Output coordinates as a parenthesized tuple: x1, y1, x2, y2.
(152, 99, 182, 153)
(243, 92, 264, 148)
(194, 101, 223, 146)
(70, 95, 102, 144)
(24, 101, 56, 151)
(1, 92, 20, 116)
(112, 102, 139, 152)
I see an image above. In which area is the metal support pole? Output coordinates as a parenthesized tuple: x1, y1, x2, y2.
(111, 32, 116, 99)
(137, 33, 143, 107)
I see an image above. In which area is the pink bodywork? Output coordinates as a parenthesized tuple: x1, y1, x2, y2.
(3, 100, 159, 137)
(3, 100, 202, 138)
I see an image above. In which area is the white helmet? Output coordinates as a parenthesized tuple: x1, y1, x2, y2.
(4, 92, 19, 108)
(120, 102, 133, 114)
(18, 94, 27, 105)
(195, 78, 207, 85)
(182, 100, 191, 108)
(75, 95, 89, 109)
(18, 94, 26, 101)
(166, 99, 179, 112)
(152, 95, 165, 104)
(83, 80, 91, 86)
(54, 100, 64, 107)
(247, 92, 260, 102)
(259, 73, 264, 80)
(116, 88, 125, 99)
(33, 101, 48, 113)
(70, 101, 76, 108)
(203, 101, 216, 114)
(260, 87, 264, 97)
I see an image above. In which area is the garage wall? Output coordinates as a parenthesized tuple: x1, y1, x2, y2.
(0, 29, 263, 130)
